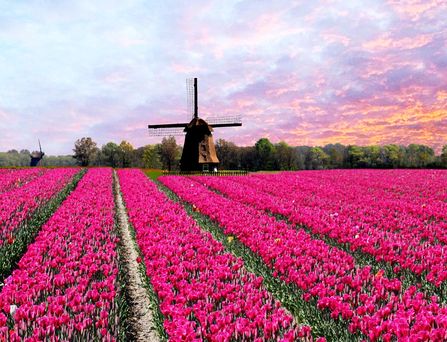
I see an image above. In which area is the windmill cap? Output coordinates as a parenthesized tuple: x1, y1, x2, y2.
(30, 151, 45, 158)
(185, 118, 214, 132)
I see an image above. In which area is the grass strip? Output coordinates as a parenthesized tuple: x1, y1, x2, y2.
(143, 169, 163, 180)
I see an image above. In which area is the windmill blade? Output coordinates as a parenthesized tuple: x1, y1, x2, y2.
(186, 78, 195, 121)
(148, 127, 186, 136)
(38, 139, 42, 153)
(206, 115, 242, 126)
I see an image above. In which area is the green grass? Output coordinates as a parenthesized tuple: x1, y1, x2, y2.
(143, 169, 163, 180)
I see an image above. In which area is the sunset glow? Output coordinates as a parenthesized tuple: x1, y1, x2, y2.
(0, 0, 446, 154)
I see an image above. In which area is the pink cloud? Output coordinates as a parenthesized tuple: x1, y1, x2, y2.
(386, 0, 447, 21)
(363, 33, 432, 51)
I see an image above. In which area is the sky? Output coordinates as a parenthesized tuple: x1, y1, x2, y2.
(0, 0, 446, 155)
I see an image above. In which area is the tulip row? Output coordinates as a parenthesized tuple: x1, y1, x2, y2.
(160, 175, 447, 341)
(0, 168, 121, 341)
(0, 168, 46, 194)
(0, 168, 78, 246)
(220, 170, 447, 286)
(118, 169, 312, 341)
(248, 170, 447, 244)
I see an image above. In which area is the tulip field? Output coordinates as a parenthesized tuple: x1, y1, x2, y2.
(0, 168, 447, 341)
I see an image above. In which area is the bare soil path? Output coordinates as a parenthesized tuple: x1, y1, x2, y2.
(113, 171, 160, 342)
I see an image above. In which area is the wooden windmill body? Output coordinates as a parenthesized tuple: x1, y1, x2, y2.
(148, 78, 241, 171)
(30, 139, 45, 167)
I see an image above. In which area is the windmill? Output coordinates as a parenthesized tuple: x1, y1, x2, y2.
(148, 78, 242, 171)
(30, 139, 45, 167)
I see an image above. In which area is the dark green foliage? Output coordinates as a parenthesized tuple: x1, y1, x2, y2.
(255, 138, 276, 170)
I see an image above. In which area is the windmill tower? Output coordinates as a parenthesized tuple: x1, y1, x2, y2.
(30, 139, 45, 166)
(148, 78, 242, 171)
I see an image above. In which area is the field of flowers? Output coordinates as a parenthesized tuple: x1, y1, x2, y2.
(0, 168, 78, 245)
(1, 167, 447, 341)
(0, 168, 46, 194)
(189, 171, 447, 287)
(160, 170, 447, 341)
(118, 169, 311, 341)
(0, 168, 81, 280)
(0, 168, 121, 341)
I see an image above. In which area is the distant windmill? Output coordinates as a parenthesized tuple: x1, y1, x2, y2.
(148, 78, 242, 171)
(30, 139, 45, 166)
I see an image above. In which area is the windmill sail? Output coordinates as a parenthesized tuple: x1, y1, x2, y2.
(148, 126, 186, 136)
(206, 115, 242, 127)
(186, 78, 195, 121)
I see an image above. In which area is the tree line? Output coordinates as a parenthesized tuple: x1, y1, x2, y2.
(0, 149, 75, 167)
(220, 139, 447, 170)
(1, 136, 447, 169)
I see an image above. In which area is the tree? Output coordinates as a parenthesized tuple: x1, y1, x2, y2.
(323, 143, 346, 168)
(383, 144, 402, 168)
(101, 142, 121, 167)
(441, 145, 447, 168)
(255, 138, 275, 170)
(73, 137, 98, 166)
(306, 147, 329, 169)
(131, 146, 146, 168)
(158, 136, 180, 171)
(216, 139, 240, 170)
(40, 155, 77, 166)
(347, 145, 366, 168)
(142, 145, 162, 169)
(294, 146, 310, 169)
(274, 141, 296, 170)
(119, 140, 134, 168)
(405, 144, 435, 168)
(239, 146, 257, 171)
(363, 145, 386, 168)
